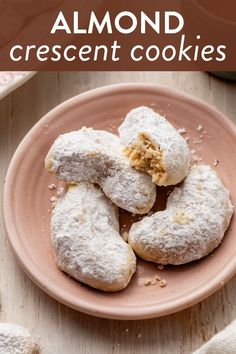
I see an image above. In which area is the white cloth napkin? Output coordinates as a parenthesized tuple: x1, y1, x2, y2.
(193, 319, 236, 354)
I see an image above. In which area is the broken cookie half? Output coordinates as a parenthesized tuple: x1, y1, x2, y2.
(118, 106, 190, 186)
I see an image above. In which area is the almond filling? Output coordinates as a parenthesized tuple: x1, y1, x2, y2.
(124, 132, 167, 184)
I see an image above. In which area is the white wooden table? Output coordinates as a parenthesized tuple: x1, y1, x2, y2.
(1, 71, 236, 354)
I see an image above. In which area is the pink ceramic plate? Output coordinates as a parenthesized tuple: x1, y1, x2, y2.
(3, 84, 236, 320)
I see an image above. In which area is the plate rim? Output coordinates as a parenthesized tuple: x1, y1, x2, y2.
(3, 82, 236, 320)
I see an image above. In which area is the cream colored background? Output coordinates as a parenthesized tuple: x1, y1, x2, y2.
(0, 72, 236, 354)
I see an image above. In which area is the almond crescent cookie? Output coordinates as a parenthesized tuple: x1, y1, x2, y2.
(118, 106, 190, 186)
(0, 323, 39, 354)
(45, 127, 156, 214)
(129, 165, 233, 265)
(51, 183, 136, 292)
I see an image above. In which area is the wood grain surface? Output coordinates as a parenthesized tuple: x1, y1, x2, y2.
(0, 71, 236, 354)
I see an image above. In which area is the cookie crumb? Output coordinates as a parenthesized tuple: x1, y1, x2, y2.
(192, 156, 200, 163)
(185, 137, 190, 142)
(178, 128, 186, 135)
(160, 279, 167, 288)
(125, 328, 129, 333)
(137, 333, 142, 339)
(196, 124, 203, 132)
(50, 196, 57, 202)
(154, 274, 162, 281)
(144, 277, 153, 286)
(48, 183, 57, 190)
(191, 150, 196, 155)
(193, 138, 202, 144)
(213, 159, 219, 166)
(157, 265, 164, 270)
(144, 273, 163, 285)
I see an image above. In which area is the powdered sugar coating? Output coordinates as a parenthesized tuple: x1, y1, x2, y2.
(129, 165, 233, 265)
(0, 323, 39, 354)
(51, 183, 136, 292)
(118, 106, 191, 186)
(45, 127, 156, 214)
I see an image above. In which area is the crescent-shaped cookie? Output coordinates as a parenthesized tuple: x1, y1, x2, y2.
(0, 323, 39, 354)
(51, 183, 136, 292)
(128, 165, 233, 265)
